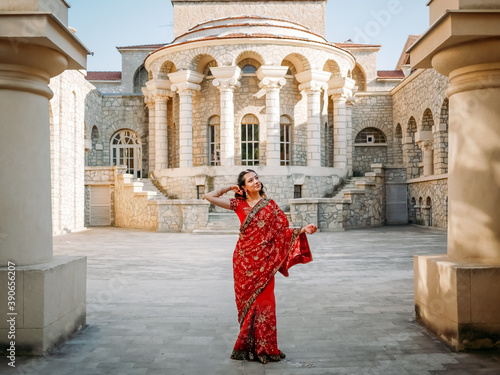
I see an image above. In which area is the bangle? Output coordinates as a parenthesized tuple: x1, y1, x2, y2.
(215, 186, 231, 197)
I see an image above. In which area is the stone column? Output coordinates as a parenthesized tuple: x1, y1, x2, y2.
(328, 77, 356, 171)
(0, 1, 89, 354)
(295, 70, 331, 167)
(169, 71, 204, 168)
(345, 97, 357, 175)
(409, 1, 500, 350)
(419, 141, 434, 176)
(211, 66, 242, 167)
(154, 93, 170, 170)
(144, 79, 172, 172)
(142, 90, 156, 173)
(257, 66, 288, 167)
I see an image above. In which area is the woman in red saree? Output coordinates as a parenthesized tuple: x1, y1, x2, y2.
(205, 169, 316, 364)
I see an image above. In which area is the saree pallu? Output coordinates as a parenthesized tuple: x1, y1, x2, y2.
(229, 198, 313, 363)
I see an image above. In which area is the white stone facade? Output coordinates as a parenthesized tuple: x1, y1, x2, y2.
(49, 70, 95, 235)
(76, 0, 451, 232)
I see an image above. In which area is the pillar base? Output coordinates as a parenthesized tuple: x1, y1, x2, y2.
(414, 255, 500, 351)
(0, 256, 87, 355)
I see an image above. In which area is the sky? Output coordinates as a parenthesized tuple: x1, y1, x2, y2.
(68, 0, 430, 72)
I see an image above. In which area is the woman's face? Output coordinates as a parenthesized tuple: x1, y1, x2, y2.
(243, 171, 261, 194)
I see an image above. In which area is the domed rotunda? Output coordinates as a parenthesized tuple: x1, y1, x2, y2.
(142, 3, 359, 206)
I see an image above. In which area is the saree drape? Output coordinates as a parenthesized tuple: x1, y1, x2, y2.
(229, 197, 313, 363)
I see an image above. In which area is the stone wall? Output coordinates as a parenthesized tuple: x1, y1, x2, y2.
(407, 175, 448, 229)
(353, 145, 387, 176)
(98, 94, 149, 175)
(85, 89, 104, 166)
(49, 70, 96, 234)
(155, 166, 348, 211)
(158, 200, 210, 232)
(114, 174, 159, 230)
(172, 0, 327, 37)
(351, 93, 394, 164)
(290, 164, 386, 230)
(391, 69, 449, 178)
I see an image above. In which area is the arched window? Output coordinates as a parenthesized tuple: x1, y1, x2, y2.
(208, 116, 220, 166)
(242, 65, 257, 74)
(280, 115, 292, 166)
(355, 128, 386, 144)
(241, 114, 259, 166)
(133, 65, 149, 93)
(395, 124, 402, 139)
(111, 129, 142, 178)
(91, 125, 99, 142)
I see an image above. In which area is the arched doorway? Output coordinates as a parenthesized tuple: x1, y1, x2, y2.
(111, 129, 142, 178)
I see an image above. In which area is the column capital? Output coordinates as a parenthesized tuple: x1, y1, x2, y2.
(295, 69, 331, 92)
(415, 130, 433, 144)
(418, 140, 434, 151)
(211, 66, 242, 91)
(143, 79, 174, 103)
(142, 90, 156, 109)
(256, 65, 288, 90)
(327, 76, 357, 100)
(169, 70, 204, 94)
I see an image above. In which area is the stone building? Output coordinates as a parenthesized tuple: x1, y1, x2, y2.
(20, 0, 439, 235)
(78, 0, 450, 233)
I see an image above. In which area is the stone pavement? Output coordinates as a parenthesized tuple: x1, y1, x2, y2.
(3, 226, 500, 375)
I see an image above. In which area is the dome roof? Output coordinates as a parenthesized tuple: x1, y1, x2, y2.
(171, 15, 328, 45)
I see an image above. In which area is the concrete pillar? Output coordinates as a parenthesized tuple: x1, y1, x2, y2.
(0, 1, 89, 354)
(295, 70, 331, 167)
(408, 1, 500, 350)
(328, 77, 356, 171)
(169, 71, 203, 169)
(257, 66, 288, 167)
(211, 66, 242, 167)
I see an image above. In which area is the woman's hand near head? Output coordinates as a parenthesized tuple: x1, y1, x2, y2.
(229, 185, 243, 195)
(205, 185, 235, 210)
(300, 224, 318, 235)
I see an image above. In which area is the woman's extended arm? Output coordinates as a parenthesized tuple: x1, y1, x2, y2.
(205, 185, 241, 209)
(300, 223, 318, 235)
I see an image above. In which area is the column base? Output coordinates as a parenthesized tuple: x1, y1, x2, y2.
(414, 255, 500, 351)
(0, 256, 87, 355)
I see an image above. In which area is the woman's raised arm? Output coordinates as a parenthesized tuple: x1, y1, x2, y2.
(205, 185, 241, 210)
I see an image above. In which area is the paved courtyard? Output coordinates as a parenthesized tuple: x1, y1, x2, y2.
(4, 226, 500, 375)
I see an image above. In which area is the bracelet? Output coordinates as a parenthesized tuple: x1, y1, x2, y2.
(215, 186, 231, 197)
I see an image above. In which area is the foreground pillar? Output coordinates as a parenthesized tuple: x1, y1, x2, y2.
(409, 2, 500, 350)
(169, 70, 203, 168)
(211, 66, 242, 167)
(0, 1, 89, 355)
(257, 66, 288, 167)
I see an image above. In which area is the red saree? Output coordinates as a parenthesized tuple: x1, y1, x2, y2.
(229, 197, 313, 363)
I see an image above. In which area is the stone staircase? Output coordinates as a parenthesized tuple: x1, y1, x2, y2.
(134, 178, 168, 200)
(332, 176, 371, 201)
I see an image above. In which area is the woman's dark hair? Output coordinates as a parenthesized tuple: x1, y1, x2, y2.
(235, 169, 267, 200)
